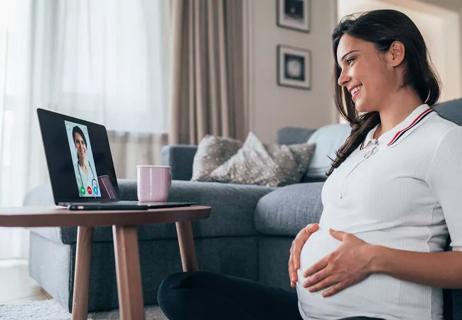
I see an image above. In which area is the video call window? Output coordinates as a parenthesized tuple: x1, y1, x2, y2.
(65, 121, 101, 198)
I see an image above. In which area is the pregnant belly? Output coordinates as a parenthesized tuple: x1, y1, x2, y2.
(295, 228, 404, 319)
(298, 227, 341, 274)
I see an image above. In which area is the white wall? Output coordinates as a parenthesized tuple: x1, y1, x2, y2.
(245, 0, 338, 143)
(418, 0, 462, 97)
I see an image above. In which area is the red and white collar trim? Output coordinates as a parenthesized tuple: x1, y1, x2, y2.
(361, 105, 434, 149)
(386, 107, 433, 146)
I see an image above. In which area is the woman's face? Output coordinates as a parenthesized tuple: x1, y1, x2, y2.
(336, 34, 398, 113)
(73, 132, 87, 161)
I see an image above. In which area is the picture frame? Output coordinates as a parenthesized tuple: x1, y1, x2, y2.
(277, 45, 311, 90)
(277, 0, 310, 32)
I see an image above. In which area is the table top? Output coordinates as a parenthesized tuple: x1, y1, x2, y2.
(0, 205, 211, 227)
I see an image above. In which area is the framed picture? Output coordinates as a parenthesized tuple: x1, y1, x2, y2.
(277, 0, 310, 32)
(277, 45, 311, 90)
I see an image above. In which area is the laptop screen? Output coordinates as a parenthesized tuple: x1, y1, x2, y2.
(37, 108, 120, 204)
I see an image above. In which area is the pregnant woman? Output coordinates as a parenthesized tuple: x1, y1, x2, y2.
(158, 9, 462, 320)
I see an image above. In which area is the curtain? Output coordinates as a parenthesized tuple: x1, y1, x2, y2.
(108, 131, 168, 179)
(169, 0, 246, 144)
(0, 0, 169, 259)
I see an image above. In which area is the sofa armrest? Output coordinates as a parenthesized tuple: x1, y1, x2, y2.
(255, 182, 324, 236)
(161, 145, 197, 180)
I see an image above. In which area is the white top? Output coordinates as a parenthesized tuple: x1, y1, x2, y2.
(297, 104, 462, 320)
(75, 160, 100, 197)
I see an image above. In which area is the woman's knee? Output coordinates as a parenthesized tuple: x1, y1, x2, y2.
(158, 272, 218, 307)
(158, 271, 216, 295)
(157, 271, 224, 320)
(158, 272, 190, 319)
(158, 272, 193, 305)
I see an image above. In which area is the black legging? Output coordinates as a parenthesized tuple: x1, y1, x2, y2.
(157, 271, 384, 320)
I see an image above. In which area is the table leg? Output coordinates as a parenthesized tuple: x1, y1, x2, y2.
(112, 225, 145, 320)
(175, 221, 198, 271)
(72, 226, 93, 320)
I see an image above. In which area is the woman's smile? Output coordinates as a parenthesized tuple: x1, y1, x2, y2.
(350, 84, 362, 102)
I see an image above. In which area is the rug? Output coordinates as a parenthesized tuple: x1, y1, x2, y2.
(0, 299, 168, 320)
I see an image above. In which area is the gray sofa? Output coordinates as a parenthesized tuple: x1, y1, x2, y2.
(25, 99, 462, 319)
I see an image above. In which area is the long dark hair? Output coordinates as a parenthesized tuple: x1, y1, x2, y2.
(327, 9, 440, 176)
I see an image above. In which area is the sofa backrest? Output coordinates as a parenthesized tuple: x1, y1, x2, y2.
(434, 98, 462, 125)
(276, 127, 316, 145)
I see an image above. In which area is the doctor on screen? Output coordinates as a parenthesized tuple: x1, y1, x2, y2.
(72, 126, 98, 195)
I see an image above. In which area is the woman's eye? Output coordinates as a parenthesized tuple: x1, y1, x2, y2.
(346, 57, 355, 65)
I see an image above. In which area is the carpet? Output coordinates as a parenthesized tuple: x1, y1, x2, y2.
(0, 300, 168, 320)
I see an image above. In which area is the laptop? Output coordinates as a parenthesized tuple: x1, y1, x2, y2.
(37, 108, 194, 210)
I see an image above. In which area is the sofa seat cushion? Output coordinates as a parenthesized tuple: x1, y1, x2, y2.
(255, 182, 324, 236)
(27, 180, 274, 244)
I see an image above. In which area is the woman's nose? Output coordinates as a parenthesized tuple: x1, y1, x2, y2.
(337, 69, 350, 87)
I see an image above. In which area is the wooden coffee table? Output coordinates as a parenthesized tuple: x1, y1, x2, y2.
(0, 205, 211, 320)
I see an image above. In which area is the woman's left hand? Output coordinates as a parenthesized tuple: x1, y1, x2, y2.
(302, 229, 375, 297)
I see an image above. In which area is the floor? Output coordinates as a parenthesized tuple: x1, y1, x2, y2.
(0, 259, 169, 319)
(0, 259, 51, 304)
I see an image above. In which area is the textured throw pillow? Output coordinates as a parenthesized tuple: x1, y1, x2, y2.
(208, 132, 315, 187)
(191, 135, 242, 181)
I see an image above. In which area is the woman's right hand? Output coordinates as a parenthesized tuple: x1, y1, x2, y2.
(288, 223, 319, 287)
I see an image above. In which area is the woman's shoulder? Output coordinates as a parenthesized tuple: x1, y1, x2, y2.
(428, 110, 458, 128)
(421, 112, 461, 144)
(423, 114, 462, 181)
(416, 114, 462, 173)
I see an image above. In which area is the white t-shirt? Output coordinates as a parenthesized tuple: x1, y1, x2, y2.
(297, 104, 462, 320)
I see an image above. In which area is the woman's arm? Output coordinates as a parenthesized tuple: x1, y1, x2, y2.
(370, 244, 462, 288)
(303, 229, 462, 297)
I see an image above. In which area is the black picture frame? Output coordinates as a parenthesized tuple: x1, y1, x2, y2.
(277, 0, 310, 33)
(277, 45, 311, 90)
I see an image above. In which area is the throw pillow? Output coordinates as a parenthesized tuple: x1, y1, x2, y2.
(305, 123, 351, 180)
(191, 135, 242, 181)
(208, 132, 315, 187)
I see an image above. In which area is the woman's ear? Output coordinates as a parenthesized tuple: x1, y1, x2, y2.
(387, 41, 405, 67)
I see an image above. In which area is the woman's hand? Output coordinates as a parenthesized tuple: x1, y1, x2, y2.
(302, 229, 375, 297)
(288, 223, 319, 287)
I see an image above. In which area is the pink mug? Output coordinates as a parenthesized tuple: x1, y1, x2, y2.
(137, 165, 172, 202)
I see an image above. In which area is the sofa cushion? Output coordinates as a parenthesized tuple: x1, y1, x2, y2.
(305, 124, 351, 180)
(27, 180, 274, 244)
(167, 180, 274, 238)
(254, 182, 324, 236)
